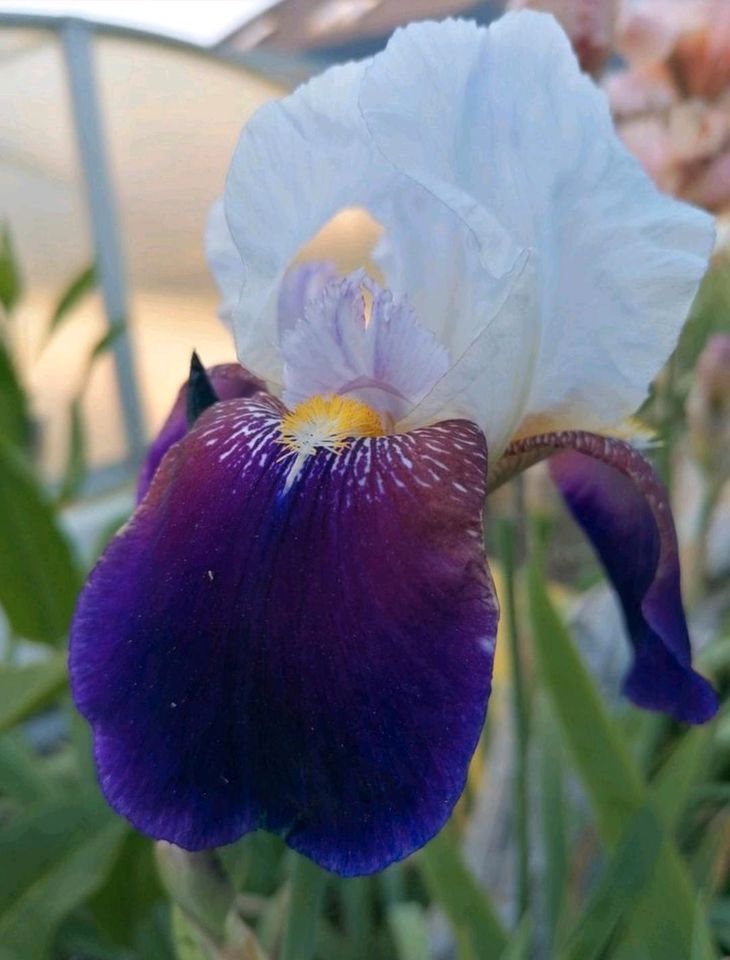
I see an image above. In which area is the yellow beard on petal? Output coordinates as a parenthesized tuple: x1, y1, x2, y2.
(277, 395, 384, 488)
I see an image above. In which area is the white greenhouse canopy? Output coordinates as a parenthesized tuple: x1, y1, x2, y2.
(0, 14, 287, 482)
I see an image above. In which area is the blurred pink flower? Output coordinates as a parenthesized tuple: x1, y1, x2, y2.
(604, 0, 730, 215)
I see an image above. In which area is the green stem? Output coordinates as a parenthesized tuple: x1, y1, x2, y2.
(379, 862, 405, 904)
(342, 878, 371, 960)
(281, 853, 327, 960)
(656, 353, 678, 489)
(496, 504, 531, 923)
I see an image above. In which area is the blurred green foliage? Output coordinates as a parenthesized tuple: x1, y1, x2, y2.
(0, 228, 727, 960)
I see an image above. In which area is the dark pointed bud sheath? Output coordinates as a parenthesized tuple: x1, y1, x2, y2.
(186, 351, 220, 427)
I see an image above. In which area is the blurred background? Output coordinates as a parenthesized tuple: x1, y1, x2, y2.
(1, 2, 730, 959)
(0, 0, 505, 498)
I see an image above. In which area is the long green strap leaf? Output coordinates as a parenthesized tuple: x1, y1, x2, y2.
(280, 854, 327, 960)
(527, 542, 717, 960)
(47, 263, 96, 340)
(0, 341, 32, 453)
(0, 733, 59, 805)
(0, 222, 22, 314)
(560, 807, 663, 960)
(387, 903, 430, 960)
(0, 438, 80, 644)
(0, 654, 67, 734)
(537, 696, 568, 950)
(419, 824, 508, 959)
(651, 725, 712, 829)
(0, 796, 126, 960)
(497, 917, 532, 960)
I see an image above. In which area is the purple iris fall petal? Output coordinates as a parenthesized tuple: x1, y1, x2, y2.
(70, 394, 496, 875)
(136, 363, 265, 501)
(499, 431, 717, 724)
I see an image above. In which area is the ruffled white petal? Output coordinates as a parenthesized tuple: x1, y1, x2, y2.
(223, 53, 521, 400)
(221, 11, 712, 456)
(205, 199, 243, 329)
(224, 60, 384, 384)
(361, 12, 714, 446)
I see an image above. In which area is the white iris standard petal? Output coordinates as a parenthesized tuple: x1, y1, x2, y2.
(361, 12, 714, 443)
(205, 199, 243, 330)
(223, 59, 384, 384)
(219, 11, 713, 458)
(222, 51, 522, 407)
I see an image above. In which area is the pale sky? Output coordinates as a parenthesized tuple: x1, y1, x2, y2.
(0, 0, 280, 45)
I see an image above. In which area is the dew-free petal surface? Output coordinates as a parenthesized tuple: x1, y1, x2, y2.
(72, 395, 496, 875)
(361, 13, 713, 447)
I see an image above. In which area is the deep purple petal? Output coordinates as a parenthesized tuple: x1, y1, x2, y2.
(71, 396, 496, 875)
(137, 364, 266, 501)
(500, 431, 716, 724)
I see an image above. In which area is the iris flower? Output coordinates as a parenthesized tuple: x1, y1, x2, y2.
(70, 12, 718, 877)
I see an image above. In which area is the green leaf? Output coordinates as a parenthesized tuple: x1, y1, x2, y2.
(537, 697, 567, 950)
(47, 263, 96, 339)
(527, 529, 714, 960)
(280, 854, 326, 960)
(0, 437, 80, 643)
(342, 877, 372, 960)
(709, 898, 730, 951)
(560, 807, 663, 960)
(256, 885, 289, 955)
(218, 832, 286, 896)
(692, 897, 718, 960)
(56, 398, 87, 504)
(387, 903, 430, 960)
(172, 906, 208, 960)
(0, 654, 67, 733)
(87, 323, 124, 369)
(0, 223, 22, 315)
(72, 323, 125, 399)
(497, 917, 532, 960)
(0, 340, 32, 452)
(133, 904, 176, 960)
(0, 732, 58, 805)
(418, 824, 508, 959)
(676, 257, 730, 378)
(223, 911, 270, 960)
(0, 796, 126, 959)
(89, 832, 164, 949)
(156, 847, 234, 944)
(652, 726, 713, 829)
(527, 557, 644, 836)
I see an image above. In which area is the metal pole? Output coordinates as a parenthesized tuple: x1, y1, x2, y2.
(61, 19, 146, 468)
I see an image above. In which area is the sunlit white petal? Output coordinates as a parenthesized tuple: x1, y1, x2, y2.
(205, 199, 243, 329)
(222, 11, 713, 456)
(223, 56, 521, 401)
(362, 13, 714, 443)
